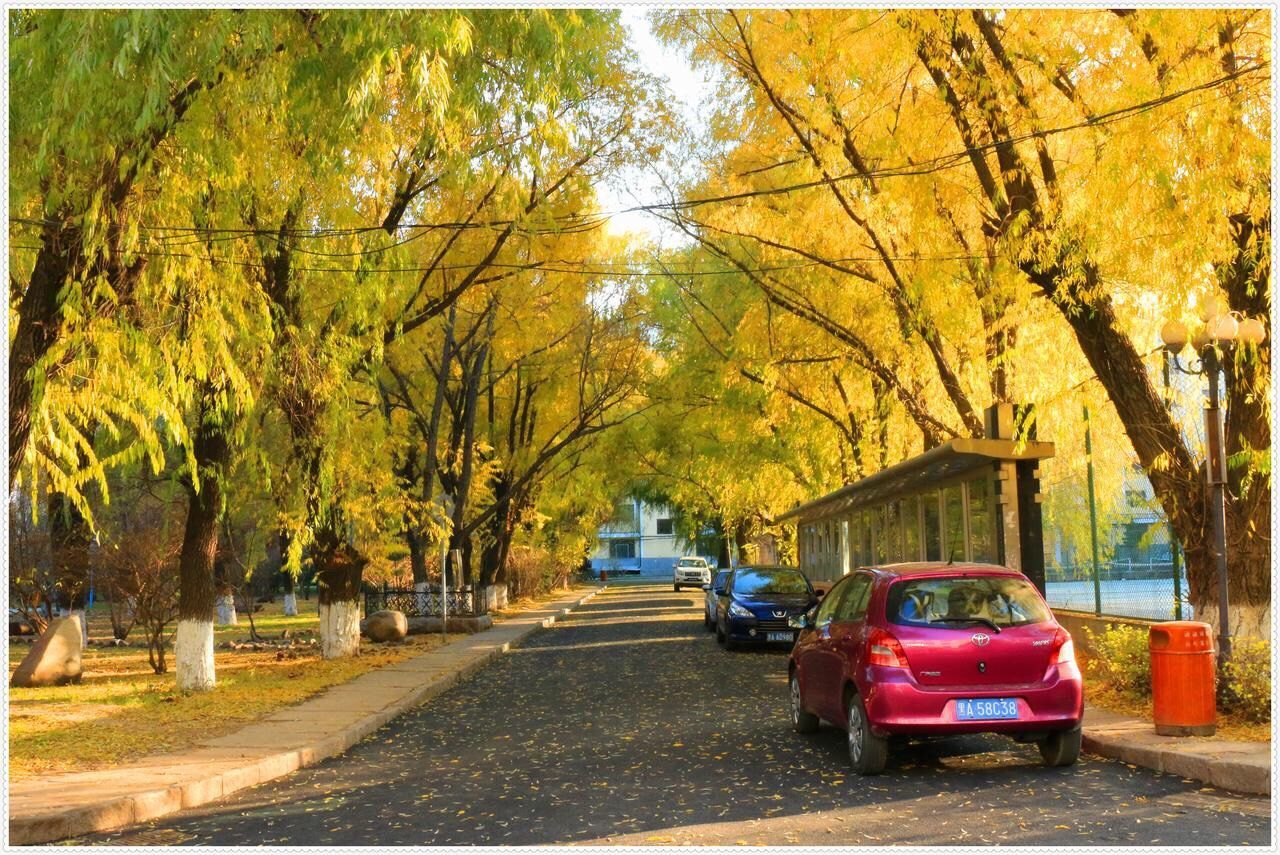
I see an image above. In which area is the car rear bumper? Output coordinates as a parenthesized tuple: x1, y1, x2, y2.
(862, 663, 1083, 736)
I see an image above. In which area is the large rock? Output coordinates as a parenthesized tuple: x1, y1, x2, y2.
(10, 615, 84, 688)
(361, 610, 408, 642)
(405, 614, 494, 635)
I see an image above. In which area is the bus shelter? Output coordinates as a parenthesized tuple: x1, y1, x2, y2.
(777, 404, 1055, 593)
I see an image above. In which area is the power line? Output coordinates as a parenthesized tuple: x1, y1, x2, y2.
(8, 61, 1265, 244)
(7, 243, 997, 277)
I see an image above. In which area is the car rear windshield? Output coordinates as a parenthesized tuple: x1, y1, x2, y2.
(887, 575, 1051, 628)
(712, 570, 730, 588)
(733, 568, 809, 595)
(678, 558, 705, 567)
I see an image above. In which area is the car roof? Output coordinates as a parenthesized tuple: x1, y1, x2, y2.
(733, 564, 802, 572)
(865, 561, 1020, 578)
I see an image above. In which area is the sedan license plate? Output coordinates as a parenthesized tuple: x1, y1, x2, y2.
(766, 631, 794, 643)
(955, 698, 1019, 720)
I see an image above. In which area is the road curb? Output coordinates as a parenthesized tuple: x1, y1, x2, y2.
(1082, 714, 1270, 796)
(7, 585, 604, 846)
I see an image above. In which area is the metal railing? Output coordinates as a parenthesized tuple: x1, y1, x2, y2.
(364, 587, 476, 617)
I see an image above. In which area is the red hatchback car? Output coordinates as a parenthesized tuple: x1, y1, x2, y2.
(787, 562, 1083, 775)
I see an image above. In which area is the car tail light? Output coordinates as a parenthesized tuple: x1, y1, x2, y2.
(1049, 628, 1075, 665)
(867, 627, 908, 668)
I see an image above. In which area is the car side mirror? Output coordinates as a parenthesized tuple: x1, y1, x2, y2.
(788, 611, 813, 630)
(701, 583, 710, 591)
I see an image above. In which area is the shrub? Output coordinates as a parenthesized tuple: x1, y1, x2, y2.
(100, 528, 181, 674)
(1222, 639, 1271, 723)
(1085, 623, 1151, 698)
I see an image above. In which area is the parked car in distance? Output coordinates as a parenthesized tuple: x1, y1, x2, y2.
(673, 556, 712, 591)
(714, 565, 817, 650)
(788, 562, 1083, 775)
(703, 569, 730, 630)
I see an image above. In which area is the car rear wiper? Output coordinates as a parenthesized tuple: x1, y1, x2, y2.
(928, 617, 1002, 633)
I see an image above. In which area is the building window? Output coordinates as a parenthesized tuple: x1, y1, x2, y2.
(609, 539, 636, 560)
(656, 518, 673, 535)
(603, 499, 638, 534)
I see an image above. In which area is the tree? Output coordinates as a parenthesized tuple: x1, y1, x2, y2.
(654, 9, 1271, 634)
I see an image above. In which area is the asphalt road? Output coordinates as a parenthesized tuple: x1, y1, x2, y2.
(85, 583, 1270, 846)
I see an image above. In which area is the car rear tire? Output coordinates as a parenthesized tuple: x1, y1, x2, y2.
(846, 692, 888, 775)
(704, 610, 714, 630)
(674, 584, 680, 592)
(790, 674, 819, 733)
(1038, 727, 1082, 767)
(716, 622, 726, 645)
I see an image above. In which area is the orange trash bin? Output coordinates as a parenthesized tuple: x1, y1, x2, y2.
(1149, 621, 1216, 736)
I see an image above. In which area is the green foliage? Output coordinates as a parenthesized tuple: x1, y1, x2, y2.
(1222, 639, 1271, 723)
(1085, 624, 1152, 698)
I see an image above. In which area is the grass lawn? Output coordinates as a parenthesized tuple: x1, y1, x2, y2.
(8, 599, 464, 781)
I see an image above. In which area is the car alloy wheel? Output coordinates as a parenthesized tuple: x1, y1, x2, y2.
(791, 674, 818, 733)
(847, 701, 864, 764)
(845, 692, 887, 775)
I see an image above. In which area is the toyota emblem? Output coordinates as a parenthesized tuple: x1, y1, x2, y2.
(971, 633, 991, 647)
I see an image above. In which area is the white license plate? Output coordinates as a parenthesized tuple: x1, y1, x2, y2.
(766, 631, 794, 643)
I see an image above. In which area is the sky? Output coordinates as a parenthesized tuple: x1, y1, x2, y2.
(597, 8, 716, 246)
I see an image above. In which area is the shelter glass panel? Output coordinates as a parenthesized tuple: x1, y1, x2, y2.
(943, 484, 966, 562)
(885, 501, 901, 563)
(872, 505, 887, 564)
(967, 476, 997, 563)
(922, 489, 942, 561)
(902, 494, 921, 561)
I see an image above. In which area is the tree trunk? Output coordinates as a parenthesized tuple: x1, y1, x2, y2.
(174, 403, 229, 692)
(314, 518, 367, 659)
(9, 220, 77, 486)
(48, 488, 92, 646)
(407, 525, 428, 587)
(278, 531, 298, 616)
(1025, 260, 1269, 633)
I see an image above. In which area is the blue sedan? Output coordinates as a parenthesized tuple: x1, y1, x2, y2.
(714, 565, 817, 650)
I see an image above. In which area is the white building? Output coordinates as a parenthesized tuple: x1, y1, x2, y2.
(591, 499, 716, 575)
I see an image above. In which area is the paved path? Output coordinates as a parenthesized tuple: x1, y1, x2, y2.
(11, 587, 599, 845)
(82, 584, 1270, 846)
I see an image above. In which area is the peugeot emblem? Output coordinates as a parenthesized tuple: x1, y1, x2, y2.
(772, 610, 787, 618)
(971, 633, 990, 647)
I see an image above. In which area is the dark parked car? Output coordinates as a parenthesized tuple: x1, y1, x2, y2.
(703, 570, 730, 630)
(788, 562, 1083, 775)
(714, 565, 817, 650)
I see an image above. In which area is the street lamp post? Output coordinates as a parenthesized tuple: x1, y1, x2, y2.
(1158, 300, 1266, 676)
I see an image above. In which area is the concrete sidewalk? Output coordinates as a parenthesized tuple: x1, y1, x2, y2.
(7, 586, 604, 846)
(1082, 705, 1270, 796)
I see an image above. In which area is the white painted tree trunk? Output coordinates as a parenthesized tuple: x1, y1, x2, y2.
(414, 581, 429, 614)
(216, 594, 238, 626)
(282, 593, 298, 616)
(174, 619, 216, 691)
(1202, 601, 1271, 643)
(319, 601, 361, 659)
